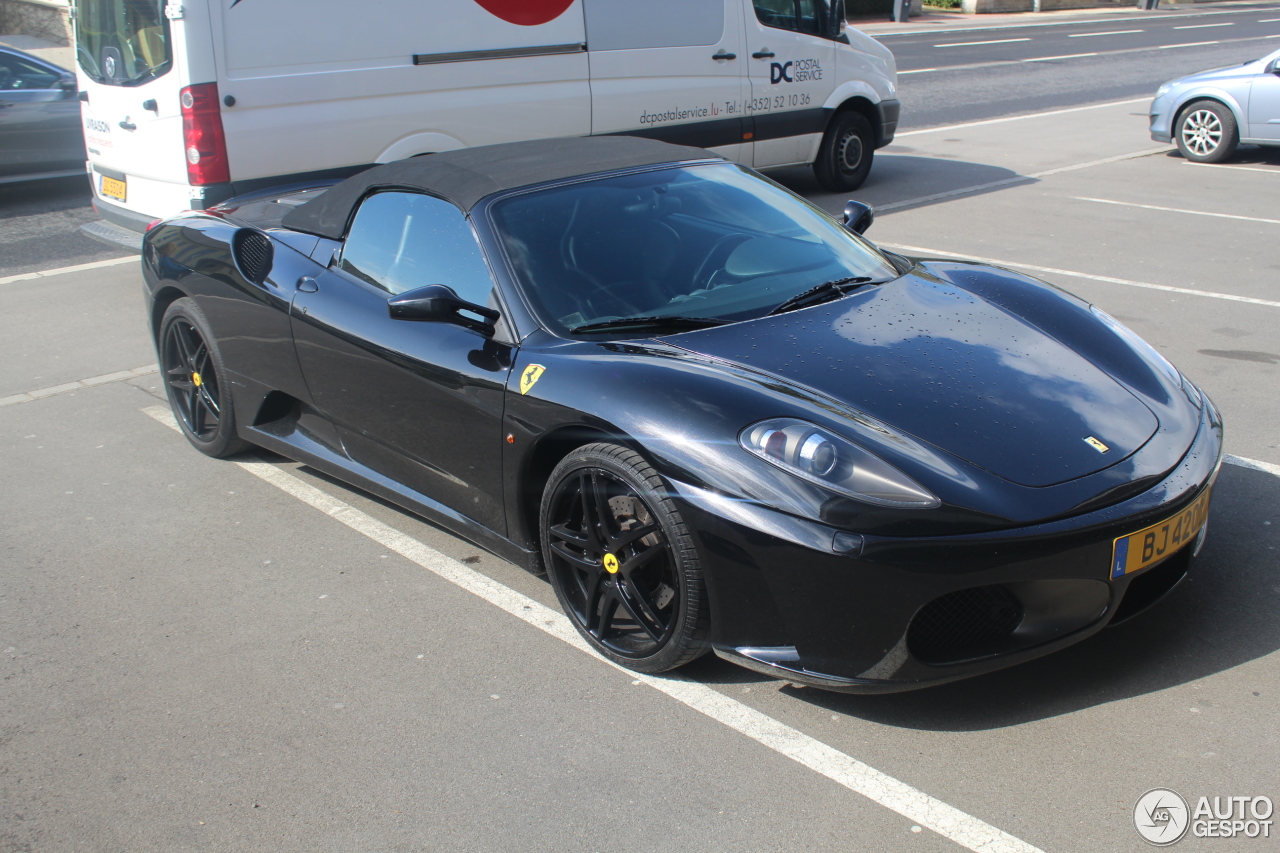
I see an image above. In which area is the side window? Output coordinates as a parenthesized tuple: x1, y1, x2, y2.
(754, 0, 799, 32)
(583, 0, 723, 50)
(755, 0, 832, 36)
(0, 52, 62, 90)
(338, 192, 493, 306)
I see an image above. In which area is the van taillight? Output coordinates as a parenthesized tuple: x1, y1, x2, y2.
(180, 83, 230, 186)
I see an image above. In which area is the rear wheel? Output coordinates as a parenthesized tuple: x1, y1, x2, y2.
(814, 110, 875, 192)
(540, 443, 709, 673)
(1175, 100, 1238, 164)
(159, 298, 250, 458)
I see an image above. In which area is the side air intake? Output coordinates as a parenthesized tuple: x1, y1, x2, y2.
(232, 229, 273, 285)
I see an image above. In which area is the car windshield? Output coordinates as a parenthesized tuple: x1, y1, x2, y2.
(489, 163, 900, 336)
(75, 0, 171, 86)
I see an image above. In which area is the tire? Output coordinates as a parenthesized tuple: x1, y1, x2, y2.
(1175, 100, 1238, 164)
(158, 298, 251, 458)
(540, 443, 709, 673)
(814, 110, 875, 193)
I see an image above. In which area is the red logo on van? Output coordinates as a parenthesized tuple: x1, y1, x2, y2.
(472, 0, 573, 25)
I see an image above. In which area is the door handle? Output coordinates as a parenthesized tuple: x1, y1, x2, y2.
(712, 50, 737, 60)
(296, 276, 318, 293)
(118, 119, 136, 131)
(752, 50, 776, 59)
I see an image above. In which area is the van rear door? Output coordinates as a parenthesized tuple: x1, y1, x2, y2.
(75, 0, 192, 221)
(585, 0, 747, 163)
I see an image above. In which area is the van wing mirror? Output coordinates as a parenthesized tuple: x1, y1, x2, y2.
(388, 284, 498, 337)
(842, 200, 874, 235)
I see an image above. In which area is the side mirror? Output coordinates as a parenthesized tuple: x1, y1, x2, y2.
(1270, 58, 1280, 74)
(842, 200, 874, 235)
(829, 0, 848, 39)
(59, 76, 77, 93)
(388, 284, 499, 337)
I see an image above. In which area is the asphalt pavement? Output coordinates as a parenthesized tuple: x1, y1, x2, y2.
(3, 9, 1280, 852)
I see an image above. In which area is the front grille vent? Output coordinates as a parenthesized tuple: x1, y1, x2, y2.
(232, 229, 273, 285)
(907, 585, 1024, 664)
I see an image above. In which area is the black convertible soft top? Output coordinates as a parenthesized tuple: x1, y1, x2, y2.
(280, 136, 723, 240)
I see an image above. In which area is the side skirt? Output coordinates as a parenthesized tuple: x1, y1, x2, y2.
(241, 420, 541, 574)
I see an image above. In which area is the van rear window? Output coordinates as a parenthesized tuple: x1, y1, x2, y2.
(75, 0, 172, 86)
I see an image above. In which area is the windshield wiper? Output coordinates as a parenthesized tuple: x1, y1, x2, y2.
(767, 276, 874, 316)
(570, 315, 730, 335)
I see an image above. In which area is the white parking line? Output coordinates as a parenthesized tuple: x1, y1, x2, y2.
(1258, 18, 1280, 22)
(1159, 40, 1220, 48)
(1068, 29, 1143, 37)
(1074, 196, 1280, 226)
(0, 255, 135, 287)
(899, 67, 939, 74)
(1225, 455, 1280, 479)
(1023, 52, 1098, 62)
(935, 37, 1031, 47)
(880, 244, 1280, 310)
(1173, 22, 1233, 29)
(876, 147, 1171, 212)
(896, 97, 1149, 137)
(0, 365, 159, 408)
(1187, 163, 1280, 175)
(140, 403, 1048, 853)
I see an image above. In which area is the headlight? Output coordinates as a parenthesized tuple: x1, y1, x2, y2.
(1090, 305, 1180, 386)
(741, 418, 940, 508)
(1155, 82, 1173, 99)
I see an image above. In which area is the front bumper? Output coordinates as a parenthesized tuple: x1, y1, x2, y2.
(875, 99, 901, 148)
(1149, 95, 1174, 144)
(675, 396, 1223, 693)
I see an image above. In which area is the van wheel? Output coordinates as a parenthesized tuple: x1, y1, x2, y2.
(814, 111, 875, 192)
(1175, 100, 1238, 164)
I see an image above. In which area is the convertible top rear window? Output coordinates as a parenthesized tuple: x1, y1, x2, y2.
(490, 163, 897, 335)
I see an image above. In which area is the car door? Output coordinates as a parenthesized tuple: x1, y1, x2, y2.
(744, 0, 839, 169)
(1248, 54, 1280, 141)
(290, 191, 514, 534)
(0, 49, 84, 175)
(585, 0, 748, 162)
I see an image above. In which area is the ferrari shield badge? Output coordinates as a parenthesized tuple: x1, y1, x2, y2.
(519, 364, 547, 395)
(1084, 436, 1110, 454)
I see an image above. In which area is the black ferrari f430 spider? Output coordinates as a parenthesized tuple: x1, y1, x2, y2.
(143, 137, 1222, 692)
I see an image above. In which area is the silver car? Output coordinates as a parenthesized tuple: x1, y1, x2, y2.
(1149, 47, 1280, 163)
(0, 46, 84, 180)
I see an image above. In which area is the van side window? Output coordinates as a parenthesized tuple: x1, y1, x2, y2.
(755, 0, 831, 36)
(584, 0, 723, 50)
(338, 192, 493, 306)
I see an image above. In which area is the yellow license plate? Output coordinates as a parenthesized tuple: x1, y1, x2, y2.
(1111, 490, 1211, 579)
(100, 175, 126, 202)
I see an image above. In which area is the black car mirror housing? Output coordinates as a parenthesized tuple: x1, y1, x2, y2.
(842, 200, 874, 235)
(388, 284, 498, 337)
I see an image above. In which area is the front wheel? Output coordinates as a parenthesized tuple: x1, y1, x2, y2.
(540, 443, 709, 673)
(1175, 100, 1238, 164)
(814, 111, 875, 192)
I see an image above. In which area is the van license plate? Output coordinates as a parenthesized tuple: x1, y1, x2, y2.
(100, 175, 127, 202)
(1110, 489, 1211, 579)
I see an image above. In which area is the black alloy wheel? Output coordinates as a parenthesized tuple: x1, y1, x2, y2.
(159, 298, 249, 458)
(541, 443, 709, 673)
(814, 110, 875, 192)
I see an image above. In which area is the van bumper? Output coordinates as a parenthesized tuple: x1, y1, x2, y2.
(876, 99, 901, 148)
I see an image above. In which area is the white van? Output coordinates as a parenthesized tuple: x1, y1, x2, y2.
(74, 0, 898, 248)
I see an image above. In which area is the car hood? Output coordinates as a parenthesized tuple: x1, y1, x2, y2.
(664, 273, 1160, 488)
(1170, 56, 1265, 88)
